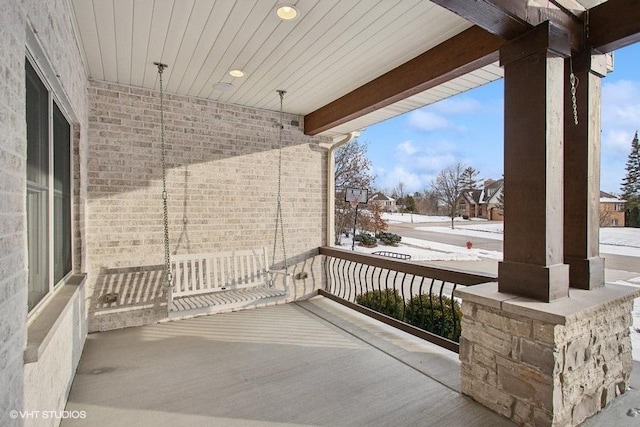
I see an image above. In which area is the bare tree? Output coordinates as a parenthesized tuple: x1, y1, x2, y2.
(335, 139, 374, 190)
(334, 139, 375, 245)
(392, 182, 407, 214)
(415, 189, 441, 215)
(599, 204, 614, 227)
(431, 162, 467, 229)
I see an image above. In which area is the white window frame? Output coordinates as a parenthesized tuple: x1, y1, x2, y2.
(26, 52, 75, 317)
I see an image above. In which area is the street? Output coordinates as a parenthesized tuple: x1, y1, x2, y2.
(388, 221, 640, 282)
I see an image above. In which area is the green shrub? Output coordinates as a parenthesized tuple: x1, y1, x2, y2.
(405, 294, 462, 342)
(355, 233, 377, 247)
(376, 232, 402, 246)
(356, 289, 404, 319)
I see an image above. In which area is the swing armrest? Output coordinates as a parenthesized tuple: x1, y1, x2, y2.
(267, 269, 291, 277)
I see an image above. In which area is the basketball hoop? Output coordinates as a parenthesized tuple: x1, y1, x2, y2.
(349, 198, 359, 209)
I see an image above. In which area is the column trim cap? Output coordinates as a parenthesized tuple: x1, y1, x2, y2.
(500, 21, 571, 66)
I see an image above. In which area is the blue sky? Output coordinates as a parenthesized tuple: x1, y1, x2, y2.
(362, 43, 640, 195)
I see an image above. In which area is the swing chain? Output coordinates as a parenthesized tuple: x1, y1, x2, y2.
(569, 59, 579, 125)
(155, 62, 173, 287)
(272, 90, 288, 275)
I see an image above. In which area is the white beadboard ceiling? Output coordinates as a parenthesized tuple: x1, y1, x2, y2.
(71, 0, 503, 137)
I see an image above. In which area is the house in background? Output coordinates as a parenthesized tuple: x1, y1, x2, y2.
(458, 188, 483, 218)
(600, 191, 626, 227)
(457, 179, 504, 220)
(368, 192, 398, 213)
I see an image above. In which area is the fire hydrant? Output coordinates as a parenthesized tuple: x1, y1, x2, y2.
(466, 241, 473, 249)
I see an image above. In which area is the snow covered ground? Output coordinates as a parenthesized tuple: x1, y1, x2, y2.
(382, 212, 487, 224)
(414, 221, 640, 257)
(365, 213, 639, 259)
(338, 235, 490, 261)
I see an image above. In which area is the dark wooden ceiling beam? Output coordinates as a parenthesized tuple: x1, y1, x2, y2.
(304, 1, 640, 136)
(587, 0, 640, 53)
(429, 0, 584, 50)
(303, 26, 504, 136)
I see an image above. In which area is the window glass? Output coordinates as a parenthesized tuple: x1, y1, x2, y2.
(25, 59, 72, 311)
(53, 102, 72, 284)
(26, 61, 50, 310)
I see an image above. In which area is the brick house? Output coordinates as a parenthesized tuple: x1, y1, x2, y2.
(600, 191, 626, 227)
(2, 1, 639, 426)
(457, 179, 504, 220)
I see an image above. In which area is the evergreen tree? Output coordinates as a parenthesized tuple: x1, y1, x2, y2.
(496, 175, 505, 214)
(404, 195, 416, 213)
(459, 166, 481, 190)
(621, 131, 640, 227)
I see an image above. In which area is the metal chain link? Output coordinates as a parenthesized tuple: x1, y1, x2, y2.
(272, 90, 288, 275)
(155, 62, 173, 288)
(569, 60, 579, 125)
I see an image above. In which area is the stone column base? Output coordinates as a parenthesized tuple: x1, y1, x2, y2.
(455, 283, 640, 426)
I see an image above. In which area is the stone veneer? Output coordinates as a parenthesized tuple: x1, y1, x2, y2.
(87, 81, 332, 331)
(457, 283, 640, 426)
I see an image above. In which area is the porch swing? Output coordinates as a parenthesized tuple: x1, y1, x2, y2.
(153, 62, 291, 318)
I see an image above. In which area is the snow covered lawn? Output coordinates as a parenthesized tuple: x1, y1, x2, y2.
(381, 212, 485, 224)
(338, 235, 488, 261)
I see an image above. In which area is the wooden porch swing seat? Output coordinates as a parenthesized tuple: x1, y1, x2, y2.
(155, 64, 291, 318)
(167, 247, 290, 318)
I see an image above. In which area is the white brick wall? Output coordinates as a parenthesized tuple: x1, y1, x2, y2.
(86, 81, 331, 330)
(0, 0, 89, 425)
(0, 0, 28, 424)
(24, 285, 86, 427)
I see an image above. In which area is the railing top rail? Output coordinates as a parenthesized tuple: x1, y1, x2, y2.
(319, 246, 496, 286)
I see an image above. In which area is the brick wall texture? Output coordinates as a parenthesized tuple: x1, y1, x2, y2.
(0, 0, 89, 424)
(460, 296, 635, 426)
(86, 81, 331, 331)
(0, 1, 28, 424)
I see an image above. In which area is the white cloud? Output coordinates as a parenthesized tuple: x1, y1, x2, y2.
(602, 80, 640, 128)
(378, 166, 433, 193)
(374, 138, 460, 192)
(432, 97, 482, 114)
(415, 153, 457, 172)
(603, 129, 636, 156)
(397, 140, 418, 155)
(407, 110, 454, 132)
(406, 96, 486, 133)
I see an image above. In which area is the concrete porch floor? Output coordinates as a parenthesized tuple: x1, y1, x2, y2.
(61, 296, 640, 426)
(62, 296, 514, 426)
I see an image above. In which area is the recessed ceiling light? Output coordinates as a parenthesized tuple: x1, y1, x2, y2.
(229, 69, 245, 78)
(276, 4, 298, 20)
(213, 82, 234, 92)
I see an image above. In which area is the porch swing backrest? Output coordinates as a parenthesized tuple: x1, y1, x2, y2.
(171, 247, 270, 298)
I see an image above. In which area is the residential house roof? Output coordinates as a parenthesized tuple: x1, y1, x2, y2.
(369, 192, 396, 202)
(600, 191, 626, 203)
